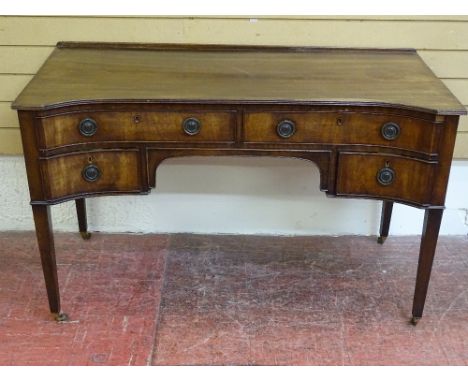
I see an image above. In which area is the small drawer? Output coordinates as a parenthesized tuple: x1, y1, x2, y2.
(244, 112, 440, 154)
(40, 150, 142, 200)
(38, 111, 236, 148)
(335, 152, 436, 205)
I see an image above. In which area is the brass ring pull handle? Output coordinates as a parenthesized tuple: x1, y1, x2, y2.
(78, 118, 98, 137)
(377, 167, 395, 186)
(82, 164, 101, 182)
(381, 122, 400, 141)
(276, 119, 296, 138)
(182, 117, 201, 135)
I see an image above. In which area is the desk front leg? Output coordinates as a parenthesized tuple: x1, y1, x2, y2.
(411, 208, 443, 325)
(32, 205, 68, 322)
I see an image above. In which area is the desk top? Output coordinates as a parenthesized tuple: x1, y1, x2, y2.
(12, 42, 466, 115)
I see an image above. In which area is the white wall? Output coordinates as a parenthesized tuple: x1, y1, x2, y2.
(0, 156, 467, 236)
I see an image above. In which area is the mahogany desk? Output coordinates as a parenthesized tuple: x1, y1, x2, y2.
(12, 42, 467, 324)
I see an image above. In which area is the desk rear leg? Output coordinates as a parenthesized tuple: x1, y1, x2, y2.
(32, 205, 68, 322)
(378, 201, 393, 244)
(75, 198, 91, 240)
(411, 208, 443, 325)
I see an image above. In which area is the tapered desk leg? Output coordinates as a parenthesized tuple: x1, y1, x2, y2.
(377, 201, 393, 244)
(411, 208, 443, 325)
(75, 198, 91, 240)
(32, 205, 68, 322)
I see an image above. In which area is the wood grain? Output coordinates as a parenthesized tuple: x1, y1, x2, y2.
(5, 73, 468, 109)
(2, 17, 468, 156)
(39, 110, 236, 149)
(244, 111, 441, 154)
(12, 45, 466, 115)
(14, 42, 462, 323)
(41, 150, 142, 200)
(336, 152, 437, 206)
(2, 47, 468, 78)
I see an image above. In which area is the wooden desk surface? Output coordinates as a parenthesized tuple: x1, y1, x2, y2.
(12, 42, 466, 115)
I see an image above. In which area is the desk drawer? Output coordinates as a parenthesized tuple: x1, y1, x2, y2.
(39, 111, 236, 148)
(336, 152, 436, 205)
(244, 112, 440, 153)
(41, 150, 142, 200)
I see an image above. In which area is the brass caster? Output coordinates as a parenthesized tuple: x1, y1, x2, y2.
(80, 231, 91, 240)
(377, 236, 387, 244)
(410, 316, 421, 326)
(54, 312, 70, 322)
